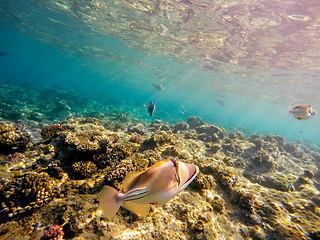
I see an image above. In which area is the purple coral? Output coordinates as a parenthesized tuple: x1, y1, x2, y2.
(130, 134, 143, 144)
(42, 225, 64, 240)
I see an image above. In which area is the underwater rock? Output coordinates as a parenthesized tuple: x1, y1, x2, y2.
(127, 123, 146, 135)
(159, 124, 171, 131)
(229, 131, 245, 140)
(173, 122, 189, 131)
(211, 196, 225, 213)
(311, 196, 320, 207)
(294, 176, 312, 190)
(283, 142, 303, 158)
(0, 172, 58, 222)
(281, 201, 296, 213)
(0, 122, 33, 154)
(205, 142, 221, 155)
(142, 130, 175, 150)
(161, 145, 181, 158)
(187, 116, 206, 128)
(259, 174, 293, 192)
(139, 150, 162, 165)
(72, 161, 97, 178)
(244, 151, 275, 176)
(94, 142, 137, 168)
(203, 163, 239, 192)
(269, 224, 305, 240)
(195, 124, 225, 143)
(303, 169, 314, 179)
(61, 118, 119, 153)
(41, 124, 67, 140)
(272, 135, 286, 148)
(233, 191, 257, 214)
(309, 230, 320, 240)
(149, 119, 167, 131)
(190, 172, 215, 191)
(184, 129, 198, 139)
(251, 137, 265, 150)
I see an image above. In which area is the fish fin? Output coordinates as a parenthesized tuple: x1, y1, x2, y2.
(297, 117, 303, 120)
(123, 202, 151, 216)
(288, 105, 292, 116)
(99, 186, 122, 219)
(121, 171, 145, 191)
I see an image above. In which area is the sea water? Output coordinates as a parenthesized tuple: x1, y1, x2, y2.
(1, 0, 320, 146)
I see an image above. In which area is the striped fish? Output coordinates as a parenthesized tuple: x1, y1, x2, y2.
(99, 159, 199, 219)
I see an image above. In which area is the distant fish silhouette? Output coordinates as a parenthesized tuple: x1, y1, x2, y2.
(216, 100, 226, 106)
(144, 101, 156, 117)
(153, 84, 164, 90)
(288, 104, 316, 120)
(0, 51, 8, 57)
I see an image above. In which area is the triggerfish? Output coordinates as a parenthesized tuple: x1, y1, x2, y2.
(288, 104, 317, 120)
(99, 159, 199, 219)
(144, 101, 155, 117)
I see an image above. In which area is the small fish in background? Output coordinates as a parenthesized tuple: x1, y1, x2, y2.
(0, 50, 8, 57)
(216, 99, 226, 106)
(153, 84, 164, 90)
(144, 101, 155, 117)
(99, 159, 199, 219)
(288, 104, 317, 120)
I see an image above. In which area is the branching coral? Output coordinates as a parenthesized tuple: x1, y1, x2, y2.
(0, 123, 32, 153)
(41, 124, 67, 140)
(72, 161, 97, 178)
(0, 172, 58, 222)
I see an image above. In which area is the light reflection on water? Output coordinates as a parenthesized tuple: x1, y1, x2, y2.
(1, 0, 320, 144)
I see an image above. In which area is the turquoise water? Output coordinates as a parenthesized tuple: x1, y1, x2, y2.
(1, 0, 320, 146)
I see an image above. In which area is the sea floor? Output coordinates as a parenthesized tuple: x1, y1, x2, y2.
(0, 83, 320, 240)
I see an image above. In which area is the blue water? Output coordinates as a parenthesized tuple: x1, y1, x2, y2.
(1, 0, 320, 146)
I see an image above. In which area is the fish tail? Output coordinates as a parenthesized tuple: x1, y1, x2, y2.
(288, 105, 292, 116)
(99, 185, 122, 219)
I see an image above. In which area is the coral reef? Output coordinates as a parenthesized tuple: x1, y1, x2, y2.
(41, 124, 67, 140)
(127, 123, 146, 135)
(93, 142, 138, 168)
(41, 224, 64, 240)
(142, 130, 175, 150)
(129, 134, 143, 144)
(72, 161, 97, 178)
(0, 115, 319, 239)
(0, 172, 59, 222)
(187, 116, 206, 128)
(0, 122, 33, 153)
(173, 121, 189, 131)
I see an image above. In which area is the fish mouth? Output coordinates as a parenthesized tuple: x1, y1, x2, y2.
(170, 159, 199, 187)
